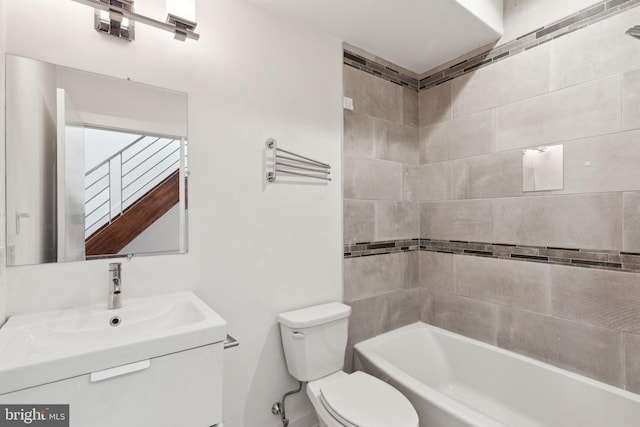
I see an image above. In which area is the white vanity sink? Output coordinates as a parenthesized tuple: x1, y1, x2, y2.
(0, 291, 226, 395)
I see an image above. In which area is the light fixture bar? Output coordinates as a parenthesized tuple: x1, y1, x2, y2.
(71, 0, 200, 41)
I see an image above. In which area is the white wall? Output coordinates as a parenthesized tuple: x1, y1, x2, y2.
(0, 0, 6, 326)
(458, 0, 504, 35)
(1, 1, 343, 426)
(57, 66, 188, 137)
(119, 204, 180, 255)
(5, 55, 58, 266)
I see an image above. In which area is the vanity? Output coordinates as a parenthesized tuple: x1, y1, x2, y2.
(0, 52, 227, 425)
(0, 291, 226, 426)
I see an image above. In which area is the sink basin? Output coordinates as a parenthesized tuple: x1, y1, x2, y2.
(0, 291, 226, 395)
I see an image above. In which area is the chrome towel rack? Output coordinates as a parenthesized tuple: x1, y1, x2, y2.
(266, 138, 331, 182)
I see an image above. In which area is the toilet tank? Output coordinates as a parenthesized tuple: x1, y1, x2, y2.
(277, 303, 351, 382)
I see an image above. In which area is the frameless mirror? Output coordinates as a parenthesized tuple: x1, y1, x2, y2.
(5, 55, 188, 266)
(522, 144, 563, 192)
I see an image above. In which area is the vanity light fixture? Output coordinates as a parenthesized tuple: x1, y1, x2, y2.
(71, 0, 200, 42)
(166, 0, 197, 41)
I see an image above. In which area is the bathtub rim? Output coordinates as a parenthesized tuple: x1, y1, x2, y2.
(354, 321, 640, 426)
(354, 322, 509, 427)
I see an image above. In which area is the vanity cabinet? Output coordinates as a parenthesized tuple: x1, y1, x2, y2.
(0, 343, 222, 427)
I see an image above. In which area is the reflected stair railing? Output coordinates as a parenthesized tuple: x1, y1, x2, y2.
(84, 136, 184, 239)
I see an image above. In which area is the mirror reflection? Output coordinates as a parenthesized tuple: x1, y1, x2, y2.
(5, 55, 188, 267)
(522, 144, 564, 192)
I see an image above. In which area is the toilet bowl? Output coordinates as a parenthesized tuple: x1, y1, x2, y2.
(277, 303, 418, 427)
(307, 371, 418, 427)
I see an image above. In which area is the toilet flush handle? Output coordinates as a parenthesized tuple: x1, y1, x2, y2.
(292, 332, 306, 339)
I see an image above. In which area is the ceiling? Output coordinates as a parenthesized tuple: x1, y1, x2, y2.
(251, 0, 504, 74)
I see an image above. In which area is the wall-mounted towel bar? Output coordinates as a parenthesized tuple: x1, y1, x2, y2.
(266, 138, 331, 183)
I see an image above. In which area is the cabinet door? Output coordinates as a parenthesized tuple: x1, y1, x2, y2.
(0, 344, 222, 427)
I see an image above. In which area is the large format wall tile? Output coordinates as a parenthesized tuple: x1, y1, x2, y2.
(375, 201, 419, 241)
(344, 110, 375, 158)
(402, 87, 419, 127)
(418, 81, 452, 127)
(563, 131, 640, 194)
(344, 156, 403, 200)
(455, 256, 552, 314)
(347, 289, 421, 347)
(452, 44, 550, 119)
(402, 165, 420, 202)
(432, 292, 498, 344)
(348, 295, 389, 346)
(421, 200, 494, 242)
(623, 192, 640, 253)
(419, 251, 454, 293)
(343, 252, 418, 303)
(622, 68, 640, 131)
(452, 150, 523, 199)
(551, 265, 640, 334)
(495, 75, 621, 151)
(494, 193, 623, 250)
(344, 199, 375, 244)
(388, 288, 421, 330)
(419, 288, 434, 324)
(410, 162, 452, 201)
(374, 120, 419, 164)
(625, 333, 640, 394)
(501, 0, 601, 43)
(550, 7, 640, 91)
(344, 65, 402, 122)
(497, 306, 624, 387)
(419, 110, 494, 164)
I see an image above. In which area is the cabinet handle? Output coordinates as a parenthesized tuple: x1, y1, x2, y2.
(90, 360, 151, 382)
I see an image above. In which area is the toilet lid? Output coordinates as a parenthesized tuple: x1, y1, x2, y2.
(319, 371, 418, 427)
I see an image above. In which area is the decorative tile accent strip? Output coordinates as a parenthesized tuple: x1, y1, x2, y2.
(344, 239, 419, 258)
(420, 239, 640, 273)
(343, 50, 420, 91)
(344, 238, 640, 272)
(419, 0, 640, 90)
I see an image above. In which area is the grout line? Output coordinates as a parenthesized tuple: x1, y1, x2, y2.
(622, 332, 628, 390)
(620, 71, 624, 132)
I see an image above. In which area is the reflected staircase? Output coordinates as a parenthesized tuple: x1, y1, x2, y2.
(84, 135, 184, 256)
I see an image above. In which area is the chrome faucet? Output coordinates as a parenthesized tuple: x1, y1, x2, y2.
(108, 263, 122, 309)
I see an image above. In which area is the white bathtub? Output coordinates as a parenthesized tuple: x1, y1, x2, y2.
(354, 322, 640, 427)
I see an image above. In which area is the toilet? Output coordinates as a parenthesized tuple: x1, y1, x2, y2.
(277, 302, 419, 427)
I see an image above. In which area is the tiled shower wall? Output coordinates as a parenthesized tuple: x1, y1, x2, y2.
(344, 2, 640, 393)
(342, 64, 421, 368)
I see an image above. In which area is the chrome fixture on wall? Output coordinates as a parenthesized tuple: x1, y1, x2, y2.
(108, 262, 122, 309)
(627, 26, 640, 39)
(71, 0, 199, 42)
(265, 138, 332, 183)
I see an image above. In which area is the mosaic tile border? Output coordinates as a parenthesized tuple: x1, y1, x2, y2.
(344, 239, 419, 258)
(343, 0, 640, 92)
(343, 51, 420, 91)
(419, 0, 640, 90)
(344, 238, 640, 273)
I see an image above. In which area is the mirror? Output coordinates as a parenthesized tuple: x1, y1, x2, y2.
(522, 144, 564, 192)
(5, 55, 188, 266)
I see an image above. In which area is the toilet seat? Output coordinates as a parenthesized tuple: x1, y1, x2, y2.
(319, 371, 418, 427)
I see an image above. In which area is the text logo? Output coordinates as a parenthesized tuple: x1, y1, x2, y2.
(0, 406, 68, 426)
